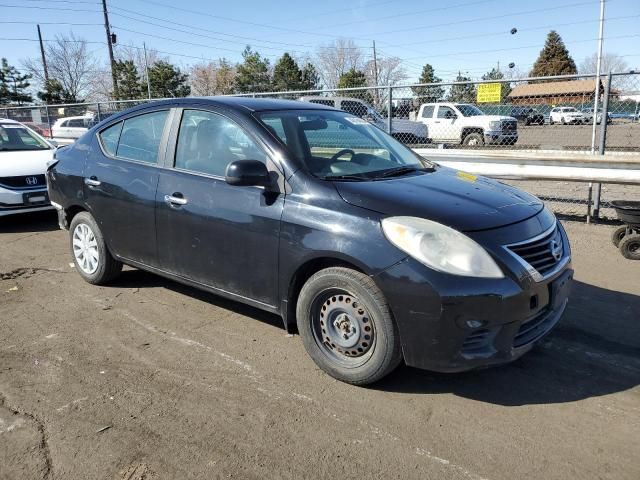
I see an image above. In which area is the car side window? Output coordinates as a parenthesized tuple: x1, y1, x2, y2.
(98, 121, 123, 156)
(60, 120, 69, 127)
(261, 116, 287, 145)
(341, 101, 368, 118)
(174, 109, 267, 177)
(437, 106, 455, 119)
(116, 110, 169, 164)
(421, 105, 435, 118)
(68, 119, 85, 128)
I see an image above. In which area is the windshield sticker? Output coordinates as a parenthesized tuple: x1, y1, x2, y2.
(456, 171, 477, 183)
(345, 117, 369, 125)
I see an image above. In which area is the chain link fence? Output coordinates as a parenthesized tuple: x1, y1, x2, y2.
(2, 73, 639, 221)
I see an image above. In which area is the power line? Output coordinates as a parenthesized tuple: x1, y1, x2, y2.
(0, 3, 101, 12)
(0, 21, 104, 26)
(109, 0, 374, 41)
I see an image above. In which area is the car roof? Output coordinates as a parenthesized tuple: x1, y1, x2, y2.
(127, 96, 338, 113)
(298, 96, 368, 103)
(0, 118, 22, 125)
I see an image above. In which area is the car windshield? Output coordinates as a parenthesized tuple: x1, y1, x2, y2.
(456, 104, 485, 117)
(563, 108, 578, 112)
(257, 109, 432, 180)
(0, 124, 50, 151)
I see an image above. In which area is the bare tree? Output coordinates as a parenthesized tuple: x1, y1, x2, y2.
(580, 52, 630, 90)
(316, 38, 365, 89)
(190, 62, 218, 96)
(363, 56, 407, 109)
(22, 32, 98, 102)
(189, 59, 236, 96)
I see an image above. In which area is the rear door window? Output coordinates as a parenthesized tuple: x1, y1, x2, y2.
(437, 106, 455, 119)
(421, 105, 435, 118)
(308, 99, 334, 107)
(341, 101, 368, 117)
(116, 110, 169, 164)
(98, 121, 123, 156)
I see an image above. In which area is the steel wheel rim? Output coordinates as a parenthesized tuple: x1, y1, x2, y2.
(311, 289, 376, 368)
(72, 223, 99, 274)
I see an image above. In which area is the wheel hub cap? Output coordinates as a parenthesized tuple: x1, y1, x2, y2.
(72, 223, 99, 274)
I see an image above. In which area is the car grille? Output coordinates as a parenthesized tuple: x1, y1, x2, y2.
(461, 328, 493, 356)
(0, 175, 46, 190)
(507, 225, 564, 278)
(513, 308, 558, 348)
(502, 120, 517, 132)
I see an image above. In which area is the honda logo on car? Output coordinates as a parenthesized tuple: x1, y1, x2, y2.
(25, 176, 39, 186)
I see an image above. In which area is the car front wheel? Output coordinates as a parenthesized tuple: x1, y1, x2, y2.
(69, 211, 122, 284)
(296, 267, 402, 385)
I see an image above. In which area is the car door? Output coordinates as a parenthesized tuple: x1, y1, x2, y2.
(155, 107, 284, 307)
(431, 106, 458, 141)
(84, 107, 173, 266)
(55, 120, 70, 138)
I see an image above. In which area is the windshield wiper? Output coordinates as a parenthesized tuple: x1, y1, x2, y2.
(322, 174, 369, 181)
(373, 166, 426, 179)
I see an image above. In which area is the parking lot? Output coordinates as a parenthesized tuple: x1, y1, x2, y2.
(1, 211, 639, 480)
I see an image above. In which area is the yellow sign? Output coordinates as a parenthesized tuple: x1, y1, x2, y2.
(477, 83, 502, 103)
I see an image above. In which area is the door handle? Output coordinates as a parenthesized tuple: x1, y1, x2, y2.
(84, 177, 101, 187)
(164, 194, 188, 206)
(434, 120, 441, 123)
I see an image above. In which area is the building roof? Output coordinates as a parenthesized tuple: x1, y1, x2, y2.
(508, 79, 601, 98)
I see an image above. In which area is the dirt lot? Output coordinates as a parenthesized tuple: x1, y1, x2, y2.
(1, 212, 639, 480)
(515, 121, 640, 150)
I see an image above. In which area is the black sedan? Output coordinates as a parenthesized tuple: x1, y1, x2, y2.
(47, 97, 572, 385)
(510, 107, 545, 126)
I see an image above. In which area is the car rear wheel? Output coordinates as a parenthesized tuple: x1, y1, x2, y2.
(296, 267, 402, 385)
(69, 212, 122, 284)
(561, 117, 566, 125)
(619, 233, 640, 260)
(462, 132, 484, 146)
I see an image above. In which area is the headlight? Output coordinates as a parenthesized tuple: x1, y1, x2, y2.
(489, 120, 502, 130)
(381, 216, 504, 278)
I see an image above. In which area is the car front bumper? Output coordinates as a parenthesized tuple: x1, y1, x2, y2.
(373, 237, 572, 372)
(484, 131, 518, 145)
(0, 185, 53, 217)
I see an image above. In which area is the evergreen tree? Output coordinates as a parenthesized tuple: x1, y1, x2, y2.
(271, 53, 303, 91)
(481, 67, 511, 100)
(337, 68, 373, 103)
(37, 79, 67, 104)
(114, 60, 144, 100)
(301, 63, 321, 90)
(235, 46, 271, 93)
(530, 30, 577, 78)
(412, 64, 444, 103)
(447, 72, 476, 102)
(0, 58, 32, 105)
(148, 61, 190, 98)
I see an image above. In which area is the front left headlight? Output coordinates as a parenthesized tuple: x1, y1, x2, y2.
(381, 216, 504, 278)
(489, 120, 502, 130)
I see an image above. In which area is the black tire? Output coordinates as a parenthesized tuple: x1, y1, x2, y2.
(561, 117, 566, 125)
(296, 267, 402, 385)
(550, 118, 554, 125)
(619, 234, 640, 260)
(611, 226, 628, 248)
(462, 132, 484, 147)
(69, 211, 122, 284)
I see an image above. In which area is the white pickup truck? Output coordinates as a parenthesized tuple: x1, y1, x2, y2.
(299, 96, 428, 143)
(414, 103, 518, 146)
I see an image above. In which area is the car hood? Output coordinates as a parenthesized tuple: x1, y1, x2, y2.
(470, 115, 516, 122)
(0, 149, 55, 177)
(334, 167, 544, 232)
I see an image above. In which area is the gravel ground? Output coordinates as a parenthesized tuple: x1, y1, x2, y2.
(1, 211, 639, 480)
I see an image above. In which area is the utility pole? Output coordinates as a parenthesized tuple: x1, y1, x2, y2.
(37, 25, 49, 84)
(372, 40, 379, 106)
(587, 0, 606, 223)
(143, 42, 151, 99)
(102, 0, 118, 99)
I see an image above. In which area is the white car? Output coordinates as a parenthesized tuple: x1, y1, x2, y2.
(51, 115, 94, 139)
(298, 96, 428, 142)
(416, 102, 518, 146)
(0, 119, 56, 217)
(549, 107, 585, 125)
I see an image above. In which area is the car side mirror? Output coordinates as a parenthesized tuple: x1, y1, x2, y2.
(445, 112, 456, 119)
(225, 160, 270, 187)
